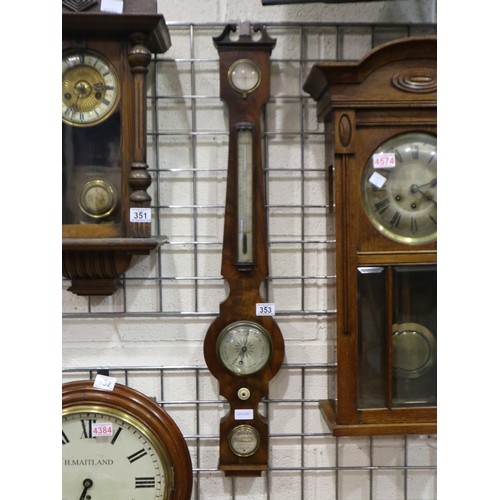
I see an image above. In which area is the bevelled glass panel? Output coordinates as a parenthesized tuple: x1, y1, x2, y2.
(392, 265, 437, 407)
(358, 267, 386, 409)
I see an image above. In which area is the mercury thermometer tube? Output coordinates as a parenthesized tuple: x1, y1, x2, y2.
(237, 127, 253, 264)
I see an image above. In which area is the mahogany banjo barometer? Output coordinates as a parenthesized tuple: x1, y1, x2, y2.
(62, 0, 170, 296)
(304, 37, 437, 436)
(203, 22, 285, 476)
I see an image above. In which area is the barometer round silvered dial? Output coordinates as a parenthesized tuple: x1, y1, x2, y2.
(216, 320, 273, 376)
(228, 59, 261, 94)
(361, 132, 437, 245)
(62, 49, 120, 126)
(78, 178, 118, 218)
(62, 406, 174, 500)
(228, 425, 260, 457)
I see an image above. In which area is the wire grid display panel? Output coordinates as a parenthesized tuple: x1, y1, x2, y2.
(62, 22, 437, 500)
(62, 365, 437, 500)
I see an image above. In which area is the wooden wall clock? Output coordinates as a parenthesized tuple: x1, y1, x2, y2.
(62, 0, 170, 296)
(203, 22, 285, 476)
(303, 37, 437, 436)
(62, 380, 192, 499)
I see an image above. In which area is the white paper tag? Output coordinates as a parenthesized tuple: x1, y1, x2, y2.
(130, 208, 152, 223)
(92, 421, 113, 438)
(100, 0, 123, 13)
(372, 152, 396, 168)
(368, 172, 387, 189)
(256, 303, 275, 316)
(93, 374, 117, 391)
(234, 409, 254, 420)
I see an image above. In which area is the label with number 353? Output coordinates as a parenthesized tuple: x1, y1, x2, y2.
(256, 303, 275, 316)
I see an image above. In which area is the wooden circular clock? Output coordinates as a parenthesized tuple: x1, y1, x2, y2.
(203, 22, 285, 476)
(62, 380, 193, 499)
(62, 0, 170, 296)
(304, 37, 437, 436)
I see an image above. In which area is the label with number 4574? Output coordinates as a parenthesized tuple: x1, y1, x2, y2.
(130, 208, 151, 223)
(256, 303, 275, 316)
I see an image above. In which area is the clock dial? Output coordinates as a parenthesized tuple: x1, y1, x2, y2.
(229, 59, 261, 94)
(361, 132, 437, 245)
(217, 321, 273, 376)
(62, 50, 120, 127)
(62, 407, 173, 500)
(228, 425, 260, 457)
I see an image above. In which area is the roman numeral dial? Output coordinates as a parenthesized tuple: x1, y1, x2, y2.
(62, 410, 170, 499)
(362, 132, 437, 245)
(62, 49, 120, 127)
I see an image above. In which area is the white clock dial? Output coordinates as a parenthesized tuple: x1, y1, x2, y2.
(62, 407, 173, 500)
(62, 50, 120, 127)
(361, 132, 437, 245)
(217, 321, 273, 376)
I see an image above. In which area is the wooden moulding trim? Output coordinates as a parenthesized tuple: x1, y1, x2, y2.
(219, 464, 267, 477)
(62, 13, 171, 54)
(303, 36, 436, 101)
(319, 400, 437, 437)
(62, 236, 168, 253)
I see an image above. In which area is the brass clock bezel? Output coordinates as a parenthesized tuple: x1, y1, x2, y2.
(361, 131, 437, 246)
(228, 425, 261, 457)
(78, 178, 118, 218)
(62, 49, 121, 127)
(228, 59, 262, 96)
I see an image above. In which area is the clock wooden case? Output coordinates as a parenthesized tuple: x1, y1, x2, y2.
(303, 37, 437, 436)
(203, 22, 284, 476)
(62, 380, 192, 499)
(62, 0, 170, 296)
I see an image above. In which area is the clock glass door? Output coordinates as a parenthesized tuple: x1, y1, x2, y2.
(62, 49, 122, 231)
(358, 264, 437, 409)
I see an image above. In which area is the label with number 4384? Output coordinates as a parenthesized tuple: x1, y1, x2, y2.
(130, 208, 151, 223)
(256, 303, 275, 316)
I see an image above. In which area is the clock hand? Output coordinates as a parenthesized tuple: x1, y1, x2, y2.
(78, 478, 93, 500)
(410, 182, 437, 206)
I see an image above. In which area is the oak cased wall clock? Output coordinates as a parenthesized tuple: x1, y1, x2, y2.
(62, 0, 170, 296)
(203, 22, 285, 476)
(304, 37, 437, 436)
(62, 380, 192, 499)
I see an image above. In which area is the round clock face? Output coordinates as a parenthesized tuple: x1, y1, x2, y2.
(229, 59, 261, 94)
(361, 132, 437, 245)
(62, 406, 174, 500)
(78, 178, 118, 218)
(217, 320, 273, 376)
(228, 425, 260, 457)
(392, 322, 436, 379)
(62, 50, 120, 127)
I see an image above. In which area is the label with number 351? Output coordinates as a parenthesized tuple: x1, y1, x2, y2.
(130, 208, 152, 223)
